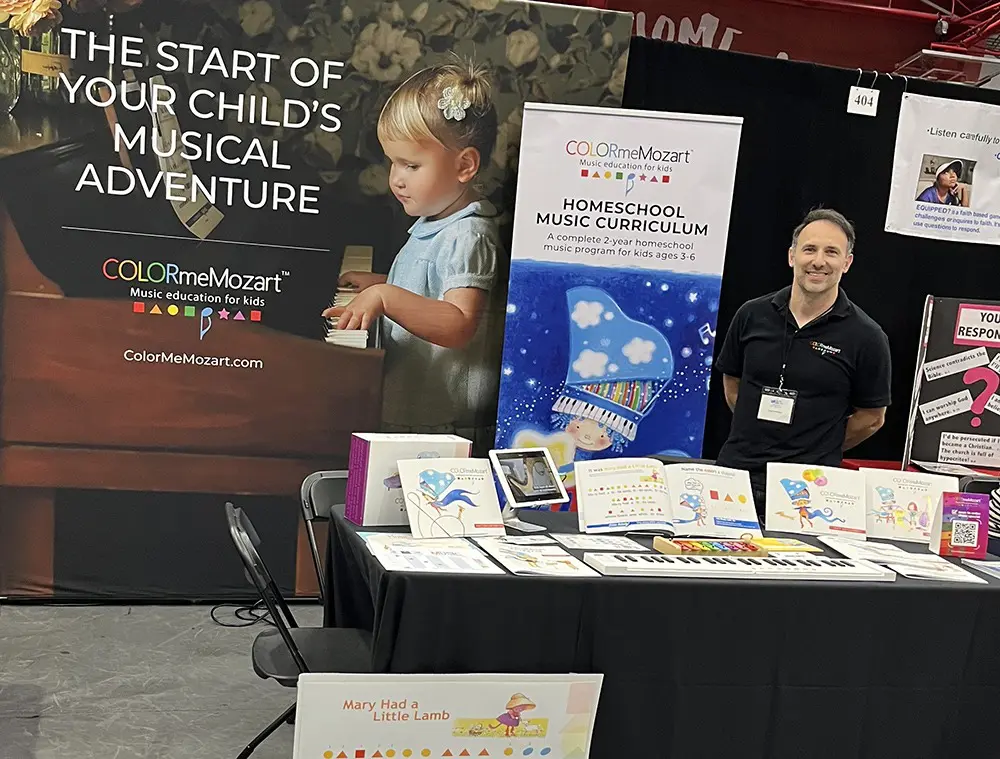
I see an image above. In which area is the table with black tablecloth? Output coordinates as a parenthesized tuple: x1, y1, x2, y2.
(324, 507, 1000, 759)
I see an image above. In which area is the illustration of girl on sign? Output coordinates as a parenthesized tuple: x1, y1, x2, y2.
(493, 693, 536, 737)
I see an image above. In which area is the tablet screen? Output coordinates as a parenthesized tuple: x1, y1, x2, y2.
(492, 449, 565, 505)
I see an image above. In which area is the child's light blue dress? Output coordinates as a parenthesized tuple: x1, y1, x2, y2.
(381, 200, 503, 434)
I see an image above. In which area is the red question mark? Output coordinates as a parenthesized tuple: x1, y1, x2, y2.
(962, 366, 1000, 428)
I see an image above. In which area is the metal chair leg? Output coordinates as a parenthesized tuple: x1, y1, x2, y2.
(237, 702, 296, 759)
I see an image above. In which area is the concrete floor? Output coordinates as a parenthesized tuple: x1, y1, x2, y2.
(0, 603, 323, 759)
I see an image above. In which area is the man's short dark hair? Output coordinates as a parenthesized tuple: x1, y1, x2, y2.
(790, 208, 856, 254)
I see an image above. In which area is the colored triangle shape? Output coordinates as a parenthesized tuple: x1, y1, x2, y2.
(443, 751, 453, 757)
(591, 171, 600, 178)
(150, 304, 162, 314)
(337, 753, 348, 759)
(725, 494, 733, 502)
(234, 311, 246, 321)
(460, 751, 470, 757)
(650, 176, 658, 183)
(479, 751, 490, 757)
(373, 753, 383, 758)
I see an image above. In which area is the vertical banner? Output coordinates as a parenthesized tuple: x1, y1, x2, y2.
(0, 0, 632, 597)
(886, 92, 1000, 245)
(495, 102, 742, 503)
(904, 296, 1000, 470)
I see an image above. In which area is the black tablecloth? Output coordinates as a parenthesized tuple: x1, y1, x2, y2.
(324, 508, 1000, 758)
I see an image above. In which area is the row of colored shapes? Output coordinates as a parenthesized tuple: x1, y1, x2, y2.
(580, 169, 670, 183)
(324, 748, 552, 758)
(132, 302, 262, 322)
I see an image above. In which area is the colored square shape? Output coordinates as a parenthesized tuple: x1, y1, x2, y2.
(184, 305, 196, 317)
(580, 169, 588, 177)
(662, 175, 670, 183)
(132, 302, 145, 313)
(250, 310, 262, 322)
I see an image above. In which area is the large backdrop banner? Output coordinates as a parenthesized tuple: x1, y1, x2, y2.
(495, 102, 742, 503)
(886, 92, 1000, 245)
(0, 0, 632, 598)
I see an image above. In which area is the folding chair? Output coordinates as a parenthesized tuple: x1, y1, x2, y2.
(225, 502, 372, 759)
(299, 470, 349, 606)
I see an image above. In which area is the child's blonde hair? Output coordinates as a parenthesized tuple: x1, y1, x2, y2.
(378, 60, 498, 166)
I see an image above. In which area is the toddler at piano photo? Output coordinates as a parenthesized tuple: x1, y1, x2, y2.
(324, 59, 503, 451)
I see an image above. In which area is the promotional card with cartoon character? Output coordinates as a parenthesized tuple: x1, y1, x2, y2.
(292, 673, 604, 759)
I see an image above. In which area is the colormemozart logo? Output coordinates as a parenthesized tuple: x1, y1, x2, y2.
(566, 140, 692, 196)
(103, 258, 283, 341)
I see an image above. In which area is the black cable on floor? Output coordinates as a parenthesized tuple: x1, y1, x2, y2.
(209, 599, 274, 627)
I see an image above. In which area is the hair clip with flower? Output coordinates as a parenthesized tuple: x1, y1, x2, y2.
(437, 86, 471, 121)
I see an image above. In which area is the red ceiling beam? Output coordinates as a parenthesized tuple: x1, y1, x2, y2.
(755, 0, 967, 23)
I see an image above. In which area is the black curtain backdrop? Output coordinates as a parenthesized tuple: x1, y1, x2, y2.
(622, 38, 1000, 464)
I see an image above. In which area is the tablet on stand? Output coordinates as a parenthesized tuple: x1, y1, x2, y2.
(489, 447, 569, 532)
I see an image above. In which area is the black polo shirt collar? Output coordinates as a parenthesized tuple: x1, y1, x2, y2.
(769, 286, 854, 324)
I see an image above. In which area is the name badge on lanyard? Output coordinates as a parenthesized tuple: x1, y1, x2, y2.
(759, 319, 798, 424)
(758, 386, 798, 425)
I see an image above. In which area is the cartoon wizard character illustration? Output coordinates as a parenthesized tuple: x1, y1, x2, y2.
(676, 478, 708, 527)
(551, 286, 674, 456)
(779, 477, 845, 528)
(493, 693, 536, 737)
(417, 469, 479, 519)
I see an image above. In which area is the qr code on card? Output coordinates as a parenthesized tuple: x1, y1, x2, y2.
(951, 519, 979, 547)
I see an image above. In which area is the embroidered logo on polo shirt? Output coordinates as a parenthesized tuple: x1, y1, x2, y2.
(810, 340, 841, 356)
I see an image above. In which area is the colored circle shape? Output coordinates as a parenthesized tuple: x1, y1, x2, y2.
(421, 750, 430, 758)
(387, 752, 396, 758)
(324, 752, 333, 759)
(167, 304, 179, 316)
(504, 750, 514, 757)
(403, 751, 412, 758)
(738, 495, 747, 504)
(524, 749, 534, 756)
(540, 750, 551, 756)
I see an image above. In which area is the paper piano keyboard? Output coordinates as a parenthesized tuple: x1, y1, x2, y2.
(583, 553, 897, 582)
(326, 245, 376, 349)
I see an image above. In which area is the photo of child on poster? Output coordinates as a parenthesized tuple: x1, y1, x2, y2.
(914, 155, 974, 208)
(322, 60, 503, 450)
(0, 0, 633, 596)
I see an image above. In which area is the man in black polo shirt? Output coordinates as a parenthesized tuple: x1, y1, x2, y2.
(715, 208, 891, 513)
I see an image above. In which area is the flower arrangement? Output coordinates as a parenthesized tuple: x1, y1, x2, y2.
(0, 0, 142, 37)
(202, 0, 629, 228)
(0, 0, 62, 36)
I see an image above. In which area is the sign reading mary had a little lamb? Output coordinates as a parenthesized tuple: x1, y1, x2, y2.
(292, 673, 604, 759)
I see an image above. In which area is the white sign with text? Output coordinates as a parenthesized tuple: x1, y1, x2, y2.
(886, 93, 1000, 245)
(293, 673, 604, 759)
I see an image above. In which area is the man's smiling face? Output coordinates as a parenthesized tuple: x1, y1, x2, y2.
(788, 219, 853, 296)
